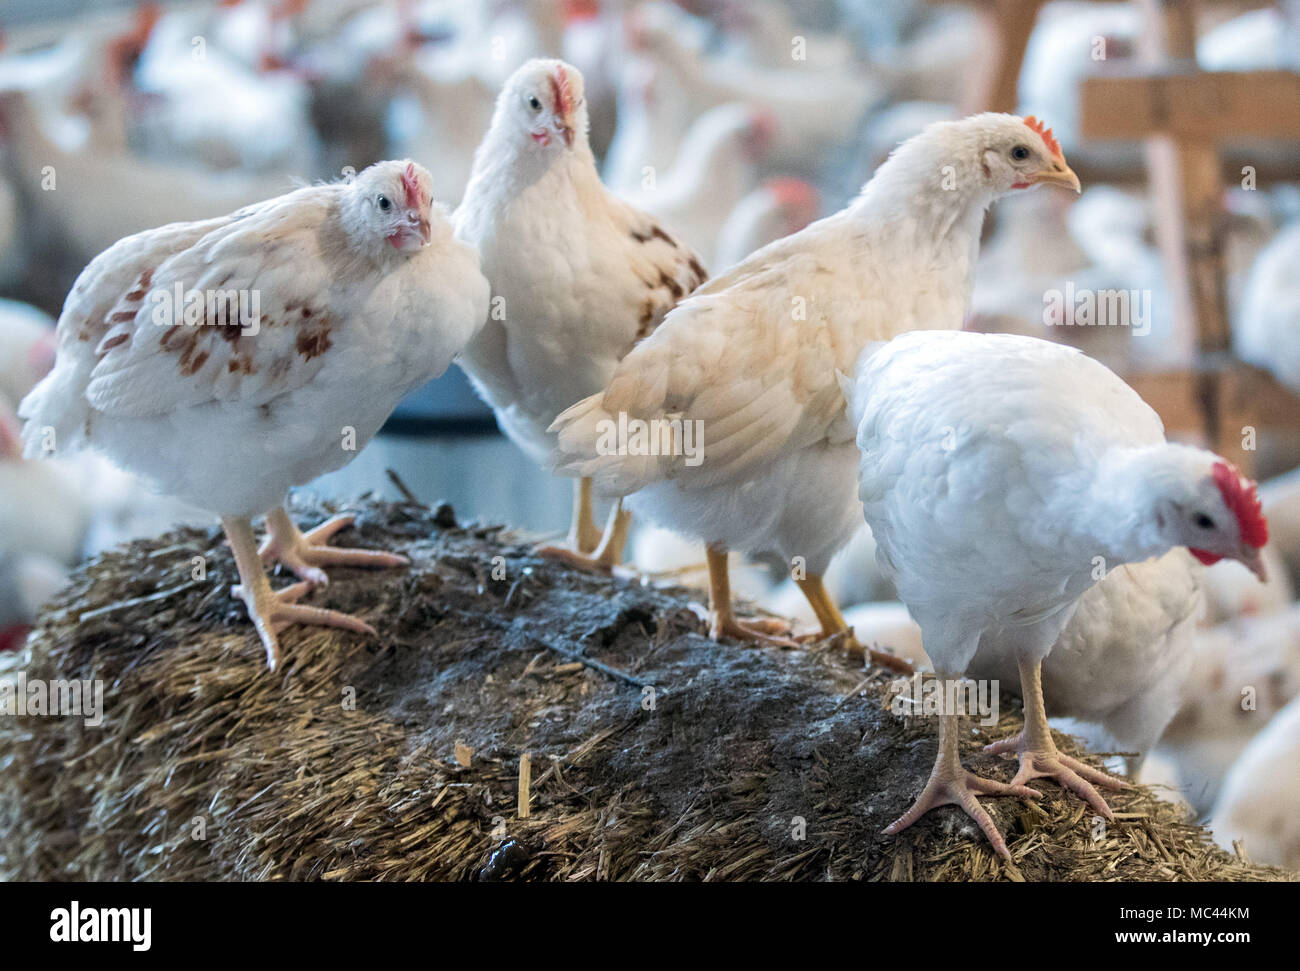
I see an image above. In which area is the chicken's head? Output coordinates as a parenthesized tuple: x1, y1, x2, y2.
(346, 159, 434, 253)
(921, 113, 1081, 199)
(1151, 453, 1270, 581)
(498, 58, 588, 153)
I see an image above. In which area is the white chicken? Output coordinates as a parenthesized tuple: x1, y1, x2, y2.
(131, 6, 321, 175)
(552, 114, 1080, 662)
(1158, 604, 1300, 816)
(0, 89, 300, 266)
(602, 58, 695, 196)
(714, 177, 820, 272)
(1210, 694, 1300, 870)
(850, 330, 1269, 857)
(1234, 220, 1300, 395)
(455, 59, 707, 570)
(0, 300, 57, 407)
(19, 160, 489, 669)
(626, 4, 881, 173)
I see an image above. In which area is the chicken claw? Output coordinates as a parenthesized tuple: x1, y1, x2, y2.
(260, 506, 408, 586)
(232, 579, 377, 671)
(984, 730, 1126, 821)
(886, 709, 1040, 860)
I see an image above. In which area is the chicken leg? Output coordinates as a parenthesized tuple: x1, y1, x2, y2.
(886, 691, 1041, 859)
(984, 656, 1127, 819)
(224, 516, 377, 671)
(795, 573, 915, 674)
(260, 505, 408, 586)
(537, 497, 633, 573)
(702, 544, 798, 646)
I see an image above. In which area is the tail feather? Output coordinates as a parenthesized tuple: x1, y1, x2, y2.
(550, 393, 667, 497)
(17, 364, 92, 460)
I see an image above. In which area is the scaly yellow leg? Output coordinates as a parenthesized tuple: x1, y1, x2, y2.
(795, 573, 914, 673)
(705, 545, 795, 646)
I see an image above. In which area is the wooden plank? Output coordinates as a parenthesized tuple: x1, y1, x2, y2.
(1080, 71, 1300, 140)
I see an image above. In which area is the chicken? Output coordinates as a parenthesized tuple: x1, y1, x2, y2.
(455, 59, 707, 570)
(849, 330, 1269, 857)
(1, 393, 91, 566)
(619, 102, 773, 268)
(626, 1, 881, 171)
(1234, 220, 1300, 395)
(0, 89, 300, 266)
(714, 177, 819, 273)
(132, 6, 321, 174)
(1201, 546, 1294, 624)
(0, 300, 57, 407)
(1210, 694, 1300, 870)
(602, 59, 694, 196)
(552, 114, 1081, 660)
(1158, 605, 1300, 815)
(18, 160, 489, 670)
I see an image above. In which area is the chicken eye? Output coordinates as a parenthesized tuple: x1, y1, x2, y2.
(377, 195, 392, 212)
(1010, 145, 1031, 161)
(1193, 513, 1216, 530)
(528, 95, 542, 111)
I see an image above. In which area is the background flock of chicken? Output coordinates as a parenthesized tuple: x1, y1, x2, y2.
(1, 0, 1299, 871)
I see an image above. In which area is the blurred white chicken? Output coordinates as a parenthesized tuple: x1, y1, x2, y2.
(1234, 220, 1300, 395)
(553, 114, 1080, 663)
(714, 177, 819, 271)
(385, 48, 498, 208)
(1158, 604, 1300, 815)
(0, 89, 300, 265)
(851, 330, 1269, 856)
(602, 58, 695, 195)
(626, 0, 881, 171)
(1018, 1, 1141, 168)
(0, 300, 57, 407)
(19, 160, 489, 669)
(131, 5, 321, 174)
(455, 59, 707, 570)
(0, 550, 68, 654)
(1210, 694, 1300, 870)
(620, 102, 773, 266)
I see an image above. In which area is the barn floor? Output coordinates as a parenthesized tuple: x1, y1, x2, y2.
(0, 495, 1288, 881)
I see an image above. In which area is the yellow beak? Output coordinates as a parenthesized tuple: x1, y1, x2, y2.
(1031, 158, 1081, 193)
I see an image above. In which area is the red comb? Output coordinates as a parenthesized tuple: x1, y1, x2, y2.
(400, 162, 422, 208)
(1213, 461, 1269, 548)
(1023, 115, 1062, 160)
(551, 65, 575, 118)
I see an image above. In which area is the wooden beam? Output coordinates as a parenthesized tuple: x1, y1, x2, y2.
(1080, 70, 1300, 141)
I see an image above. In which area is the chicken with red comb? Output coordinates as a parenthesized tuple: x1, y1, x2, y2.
(552, 114, 1080, 658)
(849, 330, 1269, 858)
(455, 59, 708, 571)
(18, 160, 489, 670)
